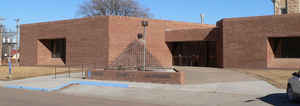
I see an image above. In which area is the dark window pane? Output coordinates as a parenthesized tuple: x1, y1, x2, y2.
(50, 39, 66, 58)
(269, 37, 300, 58)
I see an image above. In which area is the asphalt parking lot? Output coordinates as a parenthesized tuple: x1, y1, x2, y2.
(0, 87, 164, 106)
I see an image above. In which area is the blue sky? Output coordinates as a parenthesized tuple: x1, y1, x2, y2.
(0, 0, 274, 30)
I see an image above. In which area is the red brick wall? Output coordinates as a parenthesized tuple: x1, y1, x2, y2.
(20, 16, 210, 67)
(20, 16, 109, 66)
(88, 70, 184, 84)
(22, 15, 300, 69)
(165, 27, 216, 42)
(220, 14, 300, 69)
(108, 16, 212, 67)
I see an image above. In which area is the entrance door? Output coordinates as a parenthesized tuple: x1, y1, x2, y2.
(207, 41, 217, 67)
(168, 41, 217, 67)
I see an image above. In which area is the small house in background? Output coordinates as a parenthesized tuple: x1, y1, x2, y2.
(2, 31, 18, 65)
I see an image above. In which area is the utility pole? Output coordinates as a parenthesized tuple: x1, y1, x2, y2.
(0, 17, 11, 79)
(15, 18, 20, 65)
(0, 17, 5, 66)
(15, 19, 20, 50)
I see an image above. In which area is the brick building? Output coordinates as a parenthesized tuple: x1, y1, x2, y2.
(20, 14, 300, 69)
(20, 16, 213, 67)
(274, 0, 300, 15)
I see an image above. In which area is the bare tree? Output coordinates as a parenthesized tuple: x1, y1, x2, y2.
(271, 0, 275, 3)
(78, 0, 152, 18)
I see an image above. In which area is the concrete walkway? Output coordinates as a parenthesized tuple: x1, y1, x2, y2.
(0, 68, 291, 106)
(0, 72, 284, 96)
(60, 85, 287, 106)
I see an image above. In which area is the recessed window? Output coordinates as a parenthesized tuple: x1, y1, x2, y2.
(269, 37, 300, 58)
(50, 39, 66, 58)
(137, 33, 143, 39)
(280, 0, 288, 14)
(281, 8, 288, 14)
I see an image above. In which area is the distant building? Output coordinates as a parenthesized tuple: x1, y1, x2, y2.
(274, 0, 300, 15)
(2, 31, 17, 64)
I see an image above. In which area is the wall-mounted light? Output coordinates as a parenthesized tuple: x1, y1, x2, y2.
(141, 21, 149, 27)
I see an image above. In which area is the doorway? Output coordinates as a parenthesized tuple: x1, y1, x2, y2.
(167, 41, 217, 67)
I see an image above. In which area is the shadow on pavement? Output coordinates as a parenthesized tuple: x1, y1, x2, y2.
(258, 93, 299, 106)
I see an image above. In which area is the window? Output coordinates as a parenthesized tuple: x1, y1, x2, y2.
(50, 39, 66, 58)
(269, 37, 300, 58)
(167, 41, 217, 67)
(280, 0, 288, 14)
(281, 8, 288, 14)
(299, 0, 300, 12)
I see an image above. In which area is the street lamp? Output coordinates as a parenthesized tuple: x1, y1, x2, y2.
(141, 20, 148, 71)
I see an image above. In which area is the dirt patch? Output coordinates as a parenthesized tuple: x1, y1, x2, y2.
(231, 68, 297, 89)
(0, 66, 83, 80)
(175, 67, 258, 84)
(175, 66, 296, 88)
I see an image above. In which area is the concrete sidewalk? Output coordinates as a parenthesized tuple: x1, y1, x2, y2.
(0, 73, 130, 91)
(0, 69, 285, 95)
(0, 68, 289, 106)
(0, 72, 284, 96)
